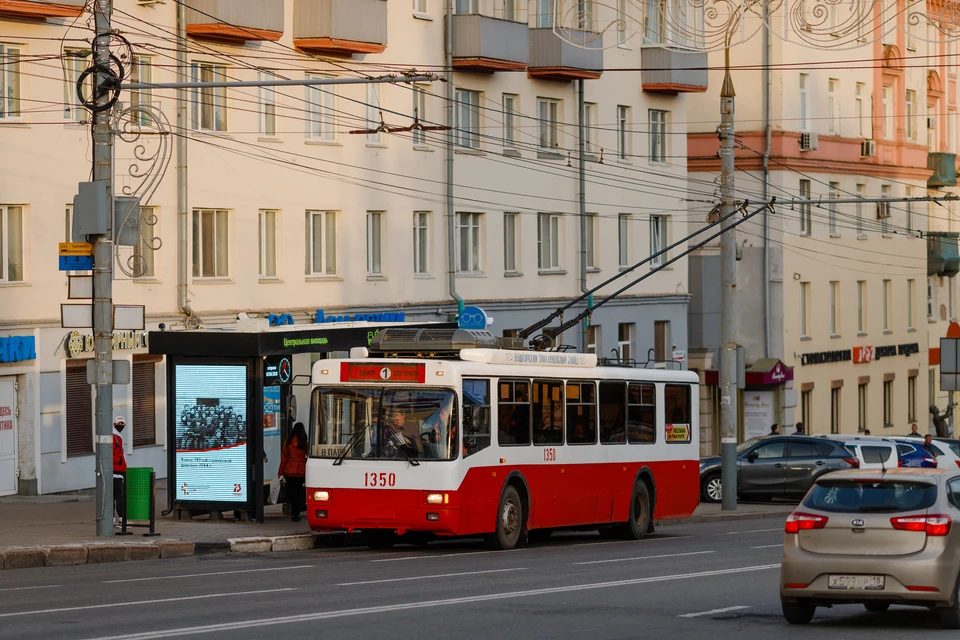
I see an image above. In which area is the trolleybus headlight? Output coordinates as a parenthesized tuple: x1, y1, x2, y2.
(313, 490, 330, 502)
(426, 493, 444, 505)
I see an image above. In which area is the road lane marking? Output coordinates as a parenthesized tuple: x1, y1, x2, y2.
(726, 528, 782, 535)
(0, 585, 60, 592)
(750, 544, 783, 549)
(0, 588, 295, 619)
(573, 551, 716, 566)
(337, 568, 527, 586)
(679, 606, 750, 618)
(104, 565, 314, 584)
(84, 564, 781, 640)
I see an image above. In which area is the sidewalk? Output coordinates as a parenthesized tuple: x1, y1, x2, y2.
(0, 491, 794, 570)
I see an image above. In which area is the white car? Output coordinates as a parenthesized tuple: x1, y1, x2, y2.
(815, 435, 900, 470)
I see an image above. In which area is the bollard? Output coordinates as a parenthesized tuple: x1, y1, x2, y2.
(117, 475, 132, 536)
(143, 471, 160, 537)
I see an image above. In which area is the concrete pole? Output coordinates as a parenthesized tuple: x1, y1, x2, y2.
(578, 79, 588, 351)
(719, 49, 738, 511)
(92, 0, 114, 537)
(444, 0, 463, 317)
(176, 0, 192, 321)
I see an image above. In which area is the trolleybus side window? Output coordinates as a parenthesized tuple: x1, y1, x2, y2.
(627, 383, 656, 444)
(599, 381, 627, 444)
(498, 379, 531, 446)
(664, 384, 692, 444)
(463, 378, 491, 457)
(566, 381, 597, 444)
(533, 379, 564, 445)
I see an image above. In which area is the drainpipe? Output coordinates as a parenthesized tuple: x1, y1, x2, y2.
(761, 3, 771, 359)
(445, 0, 464, 319)
(578, 79, 588, 351)
(176, 1, 194, 323)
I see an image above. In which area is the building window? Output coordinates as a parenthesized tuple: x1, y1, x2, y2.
(414, 0, 428, 13)
(503, 212, 518, 273)
(502, 0, 516, 20)
(883, 279, 892, 331)
(586, 213, 597, 269)
(828, 181, 839, 235)
(191, 63, 227, 132)
(577, 0, 596, 30)
(618, 213, 630, 267)
(908, 279, 916, 329)
(829, 280, 840, 336)
(259, 70, 277, 136)
(857, 280, 867, 333)
(132, 356, 159, 447)
(905, 186, 913, 232)
(883, 379, 894, 428)
(366, 211, 384, 276)
(929, 278, 936, 319)
(129, 55, 152, 126)
(882, 85, 892, 139)
(64, 50, 87, 123)
(412, 85, 427, 144)
(133, 206, 156, 279)
(951, 276, 957, 320)
(537, 0, 555, 29)
(801, 389, 812, 433)
(538, 98, 560, 150)
(455, 0, 477, 12)
(413, 212, 429, 275)
(0, 44, 20, 119)
(306, 75, 336, 142)
(456, 212, 482, 273)
(366, 83, 383, 144)
(800, 281, 811, 338)
(537, 212, 560, 271)
(950, 109, 957, 154)
(583, 102, 597, 153)
(644, 0, 665, 43)
(258, 210, 277, 279)
(855, 83, 865, 137)
(192, 209, 228, 278)
(455, 89, 480, 149)
(908, 374, 917, 422)
(66, 363, 93, 457)
(880, 184, 891, 235)
(305, 211, 337, 276)
(799, 74, 809, 131)
(617, 0, 628, 44)
(799, 179, 811, 235)
(830, 387, 841, 434)
(618, 323, 635, 361)
(502, 94, 518, 149)
(856, 184, 865, 236)
(650, 215, 667, 267)
(0, 205, 23, 282)
(648, 109, 667, 162)
(858, 381, 868, 432)
(828, 79, 838, 134)
(586, 325, 600, 354)
(928, 106, 937, 150)
(906, 89, 917, 140)
(654, 320, 671, 361)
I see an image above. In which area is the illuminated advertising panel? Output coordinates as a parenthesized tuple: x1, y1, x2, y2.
(174, 364, 248, 502)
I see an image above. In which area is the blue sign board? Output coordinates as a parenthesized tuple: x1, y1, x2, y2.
(0, 336, 36, 363)
(458, 306, 489, 330)
(315, 309, 406, 323)
(59, 255, 93, 271)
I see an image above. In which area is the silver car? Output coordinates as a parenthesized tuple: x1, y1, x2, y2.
(780, 468, 960, 627)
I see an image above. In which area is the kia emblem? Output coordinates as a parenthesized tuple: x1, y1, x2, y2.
(851, 518, 865, 527)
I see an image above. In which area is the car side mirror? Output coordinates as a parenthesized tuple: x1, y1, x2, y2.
(746, 451, 759, 462)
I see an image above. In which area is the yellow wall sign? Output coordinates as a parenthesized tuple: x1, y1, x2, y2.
(665, 423, 691, 443)
(59, 242, 94, 256)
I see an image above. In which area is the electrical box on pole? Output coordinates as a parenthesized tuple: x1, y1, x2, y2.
(72, 182, 108, 240)
(736, 345, 745, 390)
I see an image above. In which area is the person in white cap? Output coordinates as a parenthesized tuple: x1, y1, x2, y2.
(113, 416, 127, 527)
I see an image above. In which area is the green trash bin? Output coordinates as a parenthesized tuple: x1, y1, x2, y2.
(125, 467, 153, 522)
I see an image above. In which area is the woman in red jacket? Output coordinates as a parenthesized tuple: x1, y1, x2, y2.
(280, 422, 308, 522)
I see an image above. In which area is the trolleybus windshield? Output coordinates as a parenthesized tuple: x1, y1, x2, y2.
(310, 387, 459, 461)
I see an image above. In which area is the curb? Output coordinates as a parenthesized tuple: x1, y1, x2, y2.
(655, 508, 794, 526)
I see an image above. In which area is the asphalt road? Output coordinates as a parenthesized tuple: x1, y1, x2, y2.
(0, 519, 954, 640)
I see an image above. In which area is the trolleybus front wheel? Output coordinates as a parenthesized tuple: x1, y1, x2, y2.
(484, 485, 525, 550)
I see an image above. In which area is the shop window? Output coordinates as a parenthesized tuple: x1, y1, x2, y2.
(133, 355, 162, 447)
(66, 362, 93, 457)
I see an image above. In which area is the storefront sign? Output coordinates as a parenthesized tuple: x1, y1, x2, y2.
(66, 330, 149, 358)
(802, 343, 920, 366)
(0, 336, 36, 363)
(743, 391, 774, 440)
(314, 309, 406, 324)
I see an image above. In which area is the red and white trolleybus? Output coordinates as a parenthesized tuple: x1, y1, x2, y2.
(305, 328, 699, 550)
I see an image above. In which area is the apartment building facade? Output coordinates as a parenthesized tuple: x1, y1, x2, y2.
(686, 4, 960, 451)
(0, 0, 702, 494)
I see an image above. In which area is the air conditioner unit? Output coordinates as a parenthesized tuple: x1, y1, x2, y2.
(928, 116, 937, 129)
(877, 202, 891, 219)
(800, 132, 819, 151)
(860, 139, 876, 157)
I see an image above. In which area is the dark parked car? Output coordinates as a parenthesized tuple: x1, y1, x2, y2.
(699, 436, 858, 503)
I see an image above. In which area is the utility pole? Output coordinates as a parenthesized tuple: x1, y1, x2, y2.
(578, 81, 588, 352)
(718, 48, 737, 512)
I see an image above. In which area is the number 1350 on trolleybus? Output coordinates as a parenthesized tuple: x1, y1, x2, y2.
(305, 328, 700, 550)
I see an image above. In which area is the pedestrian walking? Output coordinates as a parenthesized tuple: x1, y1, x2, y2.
(112, 416, 127, 527)
(906, 423, 921, 437)
(769, 423, 779, 435)
(279, 422, 308, 522)
(793, 422, 805, 435)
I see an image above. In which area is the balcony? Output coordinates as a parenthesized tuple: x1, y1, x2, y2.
(452, 14, 529, 72)
(928, 151, 958, 188)
(641, 46, 708, 94)
(184, 0, 284, 43)
(928, 232, 960, 277)
(528, 28, 602, 81)
(293, 0, 388, 57)
(0, 0, 85, 21)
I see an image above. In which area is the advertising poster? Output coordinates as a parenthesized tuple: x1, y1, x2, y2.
(263, 385, 281, 483)
(743, 391, 774, 440)
(174, 365, 248, 502)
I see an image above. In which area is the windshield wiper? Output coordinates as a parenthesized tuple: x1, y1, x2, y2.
(333, 427, 369, 466)
(383, 424, 420, 466)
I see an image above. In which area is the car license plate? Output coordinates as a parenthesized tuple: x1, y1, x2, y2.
(828, 575, 885, 590)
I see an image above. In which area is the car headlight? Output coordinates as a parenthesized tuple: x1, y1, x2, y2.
(313, 490, 330, 502)
(426, 492, 444, 505)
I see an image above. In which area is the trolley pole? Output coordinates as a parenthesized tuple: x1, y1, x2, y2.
(92, 0, 115, 537)
(718, 50, 738, 511)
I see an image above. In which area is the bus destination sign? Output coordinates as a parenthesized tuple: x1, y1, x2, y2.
(341, 362, 426, 383)
(665, 423, 691, 443)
